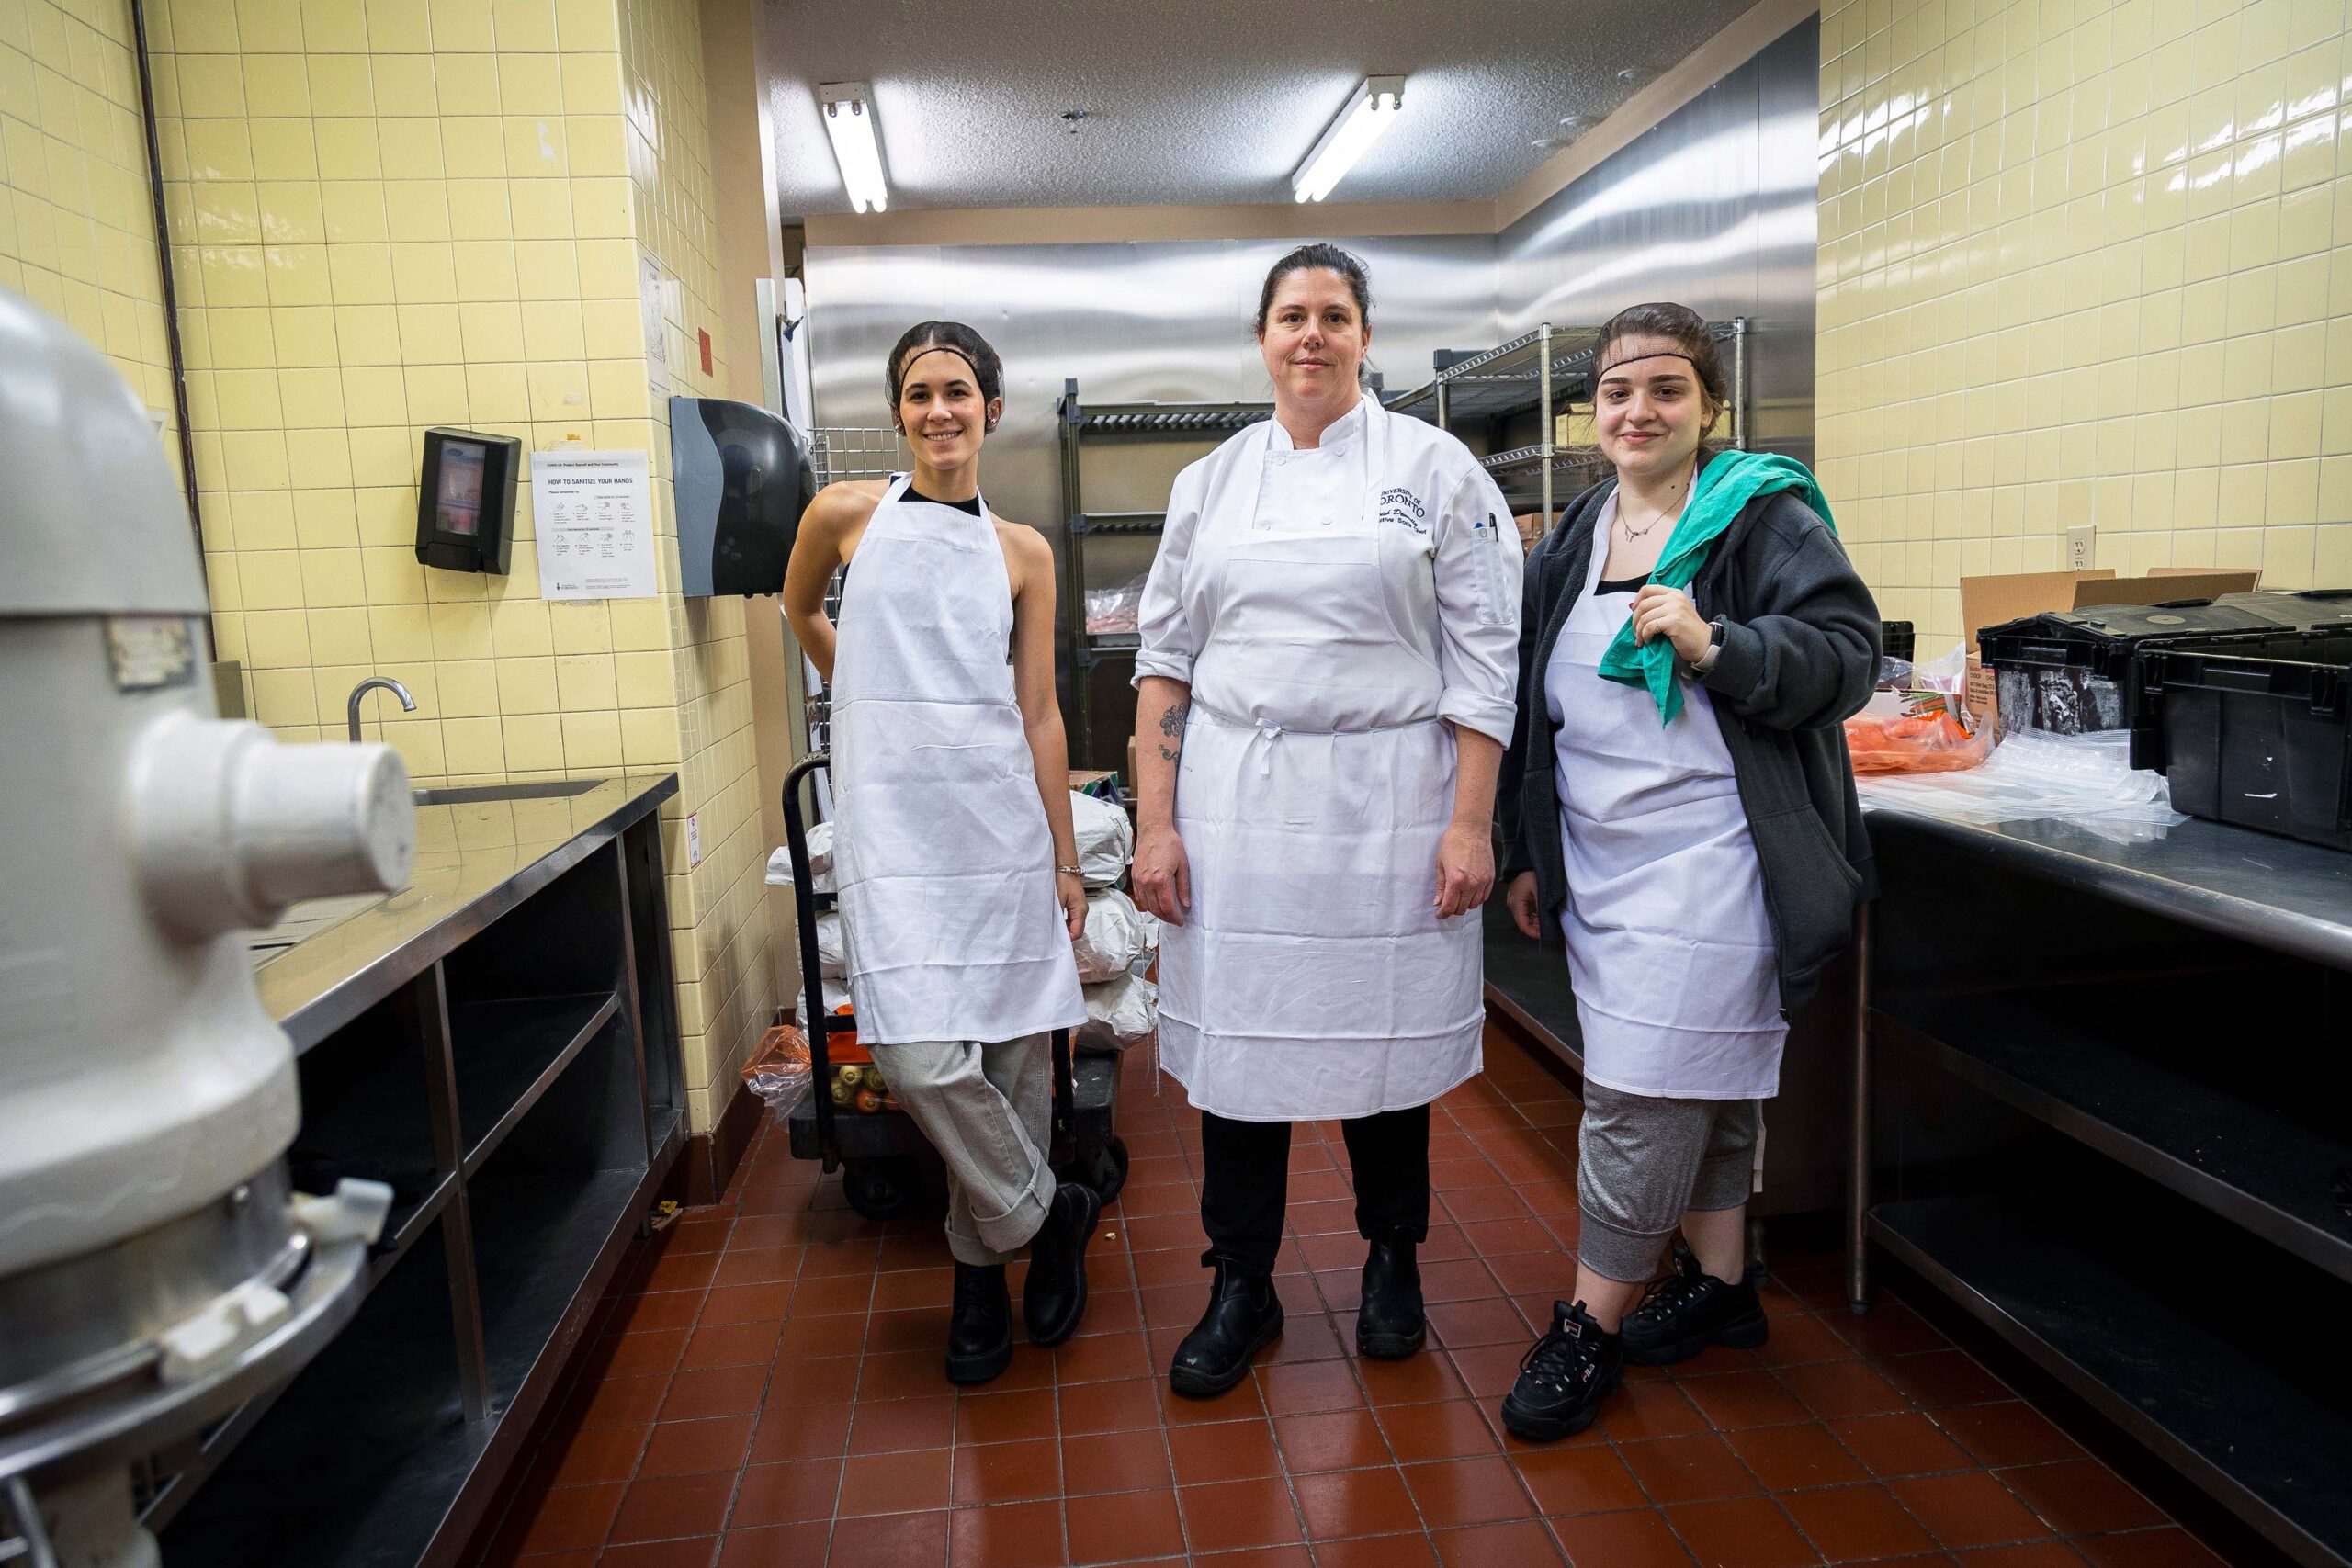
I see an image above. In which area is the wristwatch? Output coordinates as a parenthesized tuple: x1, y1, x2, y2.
(1690, 617, 1726, 677)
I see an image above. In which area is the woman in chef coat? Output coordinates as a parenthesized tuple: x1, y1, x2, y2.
(1130, 244, 1523, 1397)
(1493, 302, 1878, 1442)
(783, 321, 1097, 1388)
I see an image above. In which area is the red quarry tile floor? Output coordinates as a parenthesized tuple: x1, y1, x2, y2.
(469, 1024, 2227, 1568)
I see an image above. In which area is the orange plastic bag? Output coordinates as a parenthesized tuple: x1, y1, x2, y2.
(741, 1025, 811, 1114)
(1845, 693, 1994, 775)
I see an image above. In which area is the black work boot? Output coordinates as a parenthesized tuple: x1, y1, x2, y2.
(945, 1262, 1013, 1384)
(1022, 1181, 1102, 1347)
(1355, 1235, 1425, 1359)
(1499, 1300, 1623, 1441)
(1620, 1245, 1768, 1366)
(1168, 1255, 1283, 1398)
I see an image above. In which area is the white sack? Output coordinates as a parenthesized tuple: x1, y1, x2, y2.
(1070, 790, 1132, 887)
(814, 911, 847, 978)
(1072, 887, 1156, 983)
(763, 821, 837, 892)
(792, 973, 853, 1025)
(1075, 970, 1157, 1052)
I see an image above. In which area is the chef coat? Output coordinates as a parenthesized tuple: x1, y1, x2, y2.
(1132, 399, 1522, 1120)
(830, 475, 1088, 1045)
(1545, 495, 1784, 1100)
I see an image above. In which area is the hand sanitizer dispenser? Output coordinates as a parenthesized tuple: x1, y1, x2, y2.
(413, 427, 521, 574)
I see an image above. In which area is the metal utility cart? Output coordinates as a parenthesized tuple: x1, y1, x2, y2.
(1384, 318, 1751, 536)
(777, 754, 1128, 1221)
(1056, 383, 1272, 771)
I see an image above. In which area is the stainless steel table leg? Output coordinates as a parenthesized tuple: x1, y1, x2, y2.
(1846, 901, 1873, 1315)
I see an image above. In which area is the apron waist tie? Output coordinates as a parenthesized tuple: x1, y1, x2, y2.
(1186, 702, 1441, 779)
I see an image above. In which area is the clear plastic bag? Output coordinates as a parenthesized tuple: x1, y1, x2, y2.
(741, 1024, 812, 1118)
(1083, 578, 1146, 635)
(1856, 728, 2186, 841)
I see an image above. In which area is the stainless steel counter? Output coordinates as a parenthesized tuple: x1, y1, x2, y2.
(1850, 794, 2352, 1566)
(1859, 799, 2352, 969)
(254, 773, 678, 1052)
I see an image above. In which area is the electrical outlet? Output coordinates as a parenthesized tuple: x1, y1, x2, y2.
(2065, 525, 2096, 571)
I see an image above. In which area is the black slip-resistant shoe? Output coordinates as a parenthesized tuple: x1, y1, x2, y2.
(1499, 1299, 1623, 1442)
(945, 1262, 1013, 1384)
(1168, 1255, 1283, 1398)
(1355, 1235, 1426, 1359)
(1022, 1181, 1102, 1348)
(1619, 1245, 1768, 1367)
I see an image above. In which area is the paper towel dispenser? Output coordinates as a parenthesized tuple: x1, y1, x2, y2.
(670, 396, 815, 597)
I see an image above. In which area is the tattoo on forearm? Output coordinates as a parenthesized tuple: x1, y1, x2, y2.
(1156, 700, 1188, 765)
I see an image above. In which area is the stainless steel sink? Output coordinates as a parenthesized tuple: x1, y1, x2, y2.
(412, 779, 605, 806)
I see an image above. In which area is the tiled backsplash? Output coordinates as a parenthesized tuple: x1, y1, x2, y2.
(1818, 0, 2352, 651)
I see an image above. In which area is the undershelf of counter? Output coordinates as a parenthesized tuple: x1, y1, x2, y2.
(1856, 801, 2352, 1568)
(153, 773, 685, 1568)
(1481, 897, 1584, 1072)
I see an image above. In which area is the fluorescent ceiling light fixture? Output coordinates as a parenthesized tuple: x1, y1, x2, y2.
(819, 82, 888, 213)
(1293, 76, 1405, 203)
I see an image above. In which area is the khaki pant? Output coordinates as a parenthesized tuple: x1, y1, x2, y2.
(868, 1033, 1057, 1267)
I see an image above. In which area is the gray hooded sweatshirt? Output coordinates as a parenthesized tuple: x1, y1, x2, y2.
(1498, 457, 1881, 1017)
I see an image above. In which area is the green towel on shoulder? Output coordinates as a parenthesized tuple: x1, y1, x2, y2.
(1597, 449, 1836, 724)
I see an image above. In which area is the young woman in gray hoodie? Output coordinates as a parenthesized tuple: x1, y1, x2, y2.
(1494, 302, 1879, 1442)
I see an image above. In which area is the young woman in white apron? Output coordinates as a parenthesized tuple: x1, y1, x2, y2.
(782, 322, 1095, 1386)
(1494, 303, 1879, 1440)
(1129, 246, 1523, 1396)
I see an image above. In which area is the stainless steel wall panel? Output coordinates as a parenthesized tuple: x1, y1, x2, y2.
(800, 19, 1819, 729)
(1496, 18, 1819, 464)
(803, 236, 1496, 736)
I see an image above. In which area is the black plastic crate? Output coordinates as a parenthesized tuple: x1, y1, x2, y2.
(2141, 630, 2352, 852)
(1978, 591, 2352, 761)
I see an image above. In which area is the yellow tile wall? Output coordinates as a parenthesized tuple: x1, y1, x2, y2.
(617, 0, 774, 1129)
(1817, 0, 2352, 650)
(147, 0, 771, 1133)
(0, 0, 178, 454)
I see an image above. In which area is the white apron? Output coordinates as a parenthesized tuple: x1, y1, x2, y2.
(829, 476, 1087, 1045)
(1546, 497, 1784, 1100)
(1159, 402, 1484, 1120)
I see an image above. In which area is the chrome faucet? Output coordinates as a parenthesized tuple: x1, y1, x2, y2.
(346, 676, 415, 743)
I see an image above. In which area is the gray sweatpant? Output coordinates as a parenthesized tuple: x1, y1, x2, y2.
(1577, 1080, 1762, 1283)
(868, 1033, 1057, 1267)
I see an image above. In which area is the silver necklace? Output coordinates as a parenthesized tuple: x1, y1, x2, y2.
(1620, 493, 1683, 539)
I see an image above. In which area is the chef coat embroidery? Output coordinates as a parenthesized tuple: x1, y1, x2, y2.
(1380, 487, 1428, 534)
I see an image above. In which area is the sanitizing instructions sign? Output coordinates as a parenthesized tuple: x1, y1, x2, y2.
(532, 448, 658, 601)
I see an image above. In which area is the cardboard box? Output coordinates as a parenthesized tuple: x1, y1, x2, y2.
(1553, 408, 1598, 447)
(1958, 570, 2114, 653)
(1963, 653, 1999, 736)
(2068, 570, 2259, 609)
(1956, 569, 2260, 652)
(1513, 513, 1546, 548)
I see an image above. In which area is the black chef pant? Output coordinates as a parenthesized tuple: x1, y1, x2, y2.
(1197, 1104, 1430, 1276)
